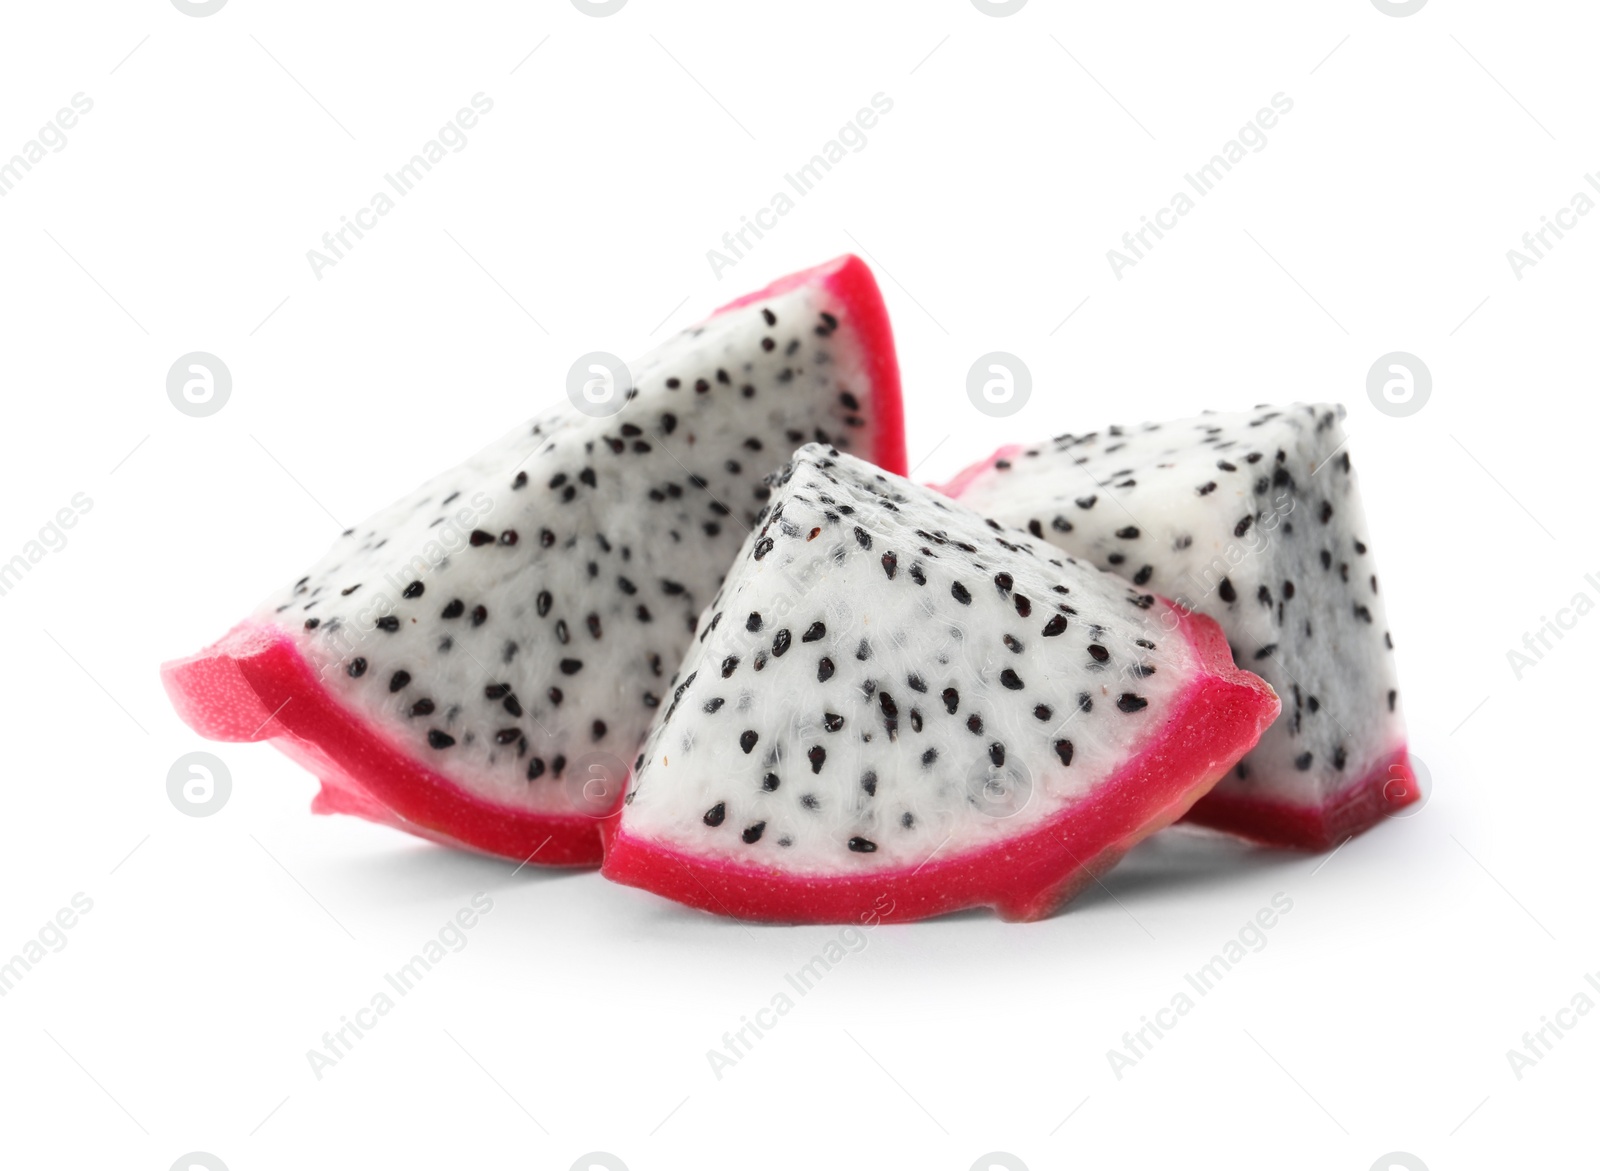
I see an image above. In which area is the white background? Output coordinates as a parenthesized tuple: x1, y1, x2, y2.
(0, 1, 1593, 1168)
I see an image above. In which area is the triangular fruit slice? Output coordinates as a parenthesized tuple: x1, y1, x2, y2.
(940, 403, 1415, 851)
(600, 445, 1278, 922)
(161, 256, 906, 866)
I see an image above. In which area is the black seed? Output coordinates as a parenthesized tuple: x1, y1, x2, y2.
(920, 748, 938, 767)
(548, 687, 563, 706)
(909, 564, 926, 586)
(554, 620, 570, 644)
(808, 745, 826, 773)
(1117, 694, 1149, 713)
(560, 659, 583, 675)
(847, 836, 877, 853)
(1388, 689, 1397, 712)
(881, 551, 898, 578)
(410, 698, 435, 716)
(772, 629, 791, 657)
(1042, 615, 1067, 637)
(1055, 740, 1074, 766)
(942, 687, 959, 714)
(427, 730, 455, 749)
(402, 581, 424, 599)
(803, 621, 826, 643)
(501, 530, 520, 547)
(743, 822, 766, 844)
(1198, 481, 1217, 496)
(704, 698, 725, 713)
(721, 655, 740, 678)
(817, 657, 835, 682)
(470, 604, 488, 626)
(375, 616, 399, 632)
(1219, 578, 1237, 604)
(347, 658, 367, 678)
(1078, 692, 1093, 713)
(1077, 495, 1097, 509)
(388, 670, 411, 692)
(740, 730, 759, 754)
(823, 712, 844, 732)
(1116, 526, 1140, 539)
(495, 728, 520, 745)
(988, 742, 1006, 767)
(442, 599, 465, 619)
(304, 617, 320, 630)
(1295, 752, 1314, 770)
(854, 526, 872, 550)
(1333, 746, 1347, 770)
(951, 582, 972, 605)
(503, 694, 523, 717)
(999, 669, 1023, 690)
(526, 758, 545, 780)
(763, 773, 780, 791)
(1014, 595, 1032, 617)
(1255, 644, 1278, 660)
(994, 572, 1014, 596)
(1217, 459, 1237, 472)
(753, 537, 774, 560)
(1034, 704, 1052, 720)
(967, 713, 983, 734)
(703, 802, 726, 827)
(1088, 644, 1109, 662)
(746, 611, 763, 633)
(1319, 501, 1334, 524)
(512, 471, 528, 489)
(469, 530, 494, 547)
(1003, 634, 1023, 654)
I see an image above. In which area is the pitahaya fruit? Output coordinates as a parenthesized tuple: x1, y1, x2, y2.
(939, 404, 1415, 851)
(600, 445, 1279, 922)
(161, 257, 906, 866)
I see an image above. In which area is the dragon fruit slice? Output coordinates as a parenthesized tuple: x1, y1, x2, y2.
(940, 404, 1415, 851)
(600, 446, 1278, 922)
(162, 256, 906, 866)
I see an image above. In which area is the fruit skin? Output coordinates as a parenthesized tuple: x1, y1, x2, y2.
(160, 256, 905, 866)
(162, 623, 606, 863)
(939, 405, 1411, 851)
(1182, 747, 1418, 852)
(600, 606, 1278, 923)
